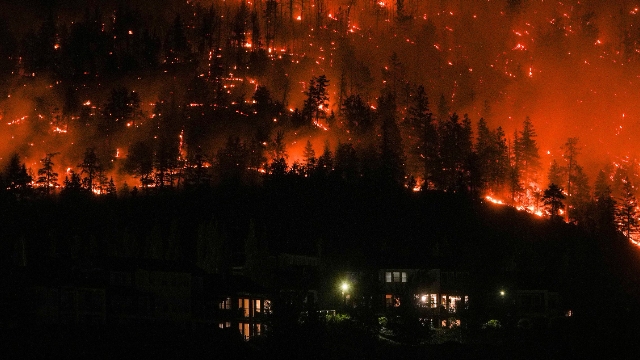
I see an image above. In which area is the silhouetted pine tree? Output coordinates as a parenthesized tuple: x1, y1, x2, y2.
(36, 152, 59, 196)
(616, 177, 638, 240)
(543, 183, 566, 221)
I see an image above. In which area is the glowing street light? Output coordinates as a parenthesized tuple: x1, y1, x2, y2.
(341, 282, 350, 293)
(499, 290, 506, 307)
(340, 282, 350, 307)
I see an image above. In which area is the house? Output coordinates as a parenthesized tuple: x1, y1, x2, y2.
(215, 274, 271, 340)
(379, 268, 470, 328)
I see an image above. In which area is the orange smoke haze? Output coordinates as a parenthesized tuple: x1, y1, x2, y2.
(3, 0, 640, 188)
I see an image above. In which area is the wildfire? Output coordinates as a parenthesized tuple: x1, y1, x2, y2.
(313, 122, 329, 131)
(485, 195, 504, 205)
(7, 116, 27, 126)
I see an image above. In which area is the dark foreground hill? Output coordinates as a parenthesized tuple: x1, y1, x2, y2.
(1, 185, 640, 358)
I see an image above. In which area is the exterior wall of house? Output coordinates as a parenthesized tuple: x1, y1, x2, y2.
(218, 294, 271, 340)
(378, 268, 470, 328)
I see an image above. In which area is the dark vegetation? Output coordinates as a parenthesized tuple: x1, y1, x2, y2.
(1, 179, 640, 358)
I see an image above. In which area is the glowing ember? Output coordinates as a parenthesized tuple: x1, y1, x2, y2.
(7, 116, 27, 126)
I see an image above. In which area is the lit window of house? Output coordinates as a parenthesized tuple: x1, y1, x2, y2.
(219, 297, 231, 310)
(386, 271, 408, 283)
(239, 322, 250, 340)
(254, 299, 261, 314)
(449, 296, 462, 313)
(419, 294, 438, 308)
(385, 294, 393, 307)
(218, 321, 231, 329)
(239, 298, 250, 317)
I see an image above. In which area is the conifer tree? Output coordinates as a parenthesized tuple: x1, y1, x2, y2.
(36, 152, 59, 195)
(377, 93, 405, 186)
(316, 140, 334, 177)
(303, 140, 316, 172)
(407, 85, 437, 188)
(542, 183, 565, 220)
(616, 177, 638, 240)
(303, 75, 330, 126)
(515, 117, 541, 186)
(79, 148, 100, 193)
(2, 153, 33, 199)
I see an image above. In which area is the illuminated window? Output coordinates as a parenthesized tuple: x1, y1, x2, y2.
(385, 294, 393, 307)
(239, 322, 250, 340)
(238, 298, 249, 317)
(387, 271, 407, 283)
(219, 297, 231, 310)
(449, 296, 462, 312)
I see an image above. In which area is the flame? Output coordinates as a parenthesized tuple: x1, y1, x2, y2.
(485, 195, 504, 205)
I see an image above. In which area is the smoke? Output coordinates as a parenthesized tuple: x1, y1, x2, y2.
(3, 0, 640, 188)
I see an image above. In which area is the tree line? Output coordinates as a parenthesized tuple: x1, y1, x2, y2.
(1, 75, 636, 241)
(1, 2, 639, 241)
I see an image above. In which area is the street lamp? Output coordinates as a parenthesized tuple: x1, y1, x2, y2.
(340, 282, 350, 306)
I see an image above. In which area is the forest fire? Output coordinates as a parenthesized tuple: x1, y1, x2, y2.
(485, 196, 504, 205)
(0, 0, 639, 245)
(3, 3, 640, 356)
